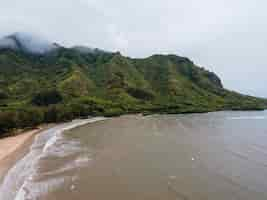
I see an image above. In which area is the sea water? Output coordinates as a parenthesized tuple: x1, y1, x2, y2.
(1, 112, 267, 200)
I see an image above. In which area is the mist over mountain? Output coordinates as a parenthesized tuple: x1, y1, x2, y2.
(0, 33, 110, 56)
(71, 46, 109, 55)
(0, 32, 59, 55)
(0, 32, 266, 134)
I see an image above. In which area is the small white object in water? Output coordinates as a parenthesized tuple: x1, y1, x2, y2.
(75, 156, 92, 165)
(70, 184, 76, 191)
(28, 175, 34, 181)
(192, 157, 195, 161)
(169, 176, 176, 180)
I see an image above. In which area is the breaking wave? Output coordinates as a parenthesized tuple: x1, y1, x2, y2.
(0, 117, 106, 200)
(227, 116, 266, 120)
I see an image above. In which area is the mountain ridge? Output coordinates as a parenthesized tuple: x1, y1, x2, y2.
(0, 33, 266, 136)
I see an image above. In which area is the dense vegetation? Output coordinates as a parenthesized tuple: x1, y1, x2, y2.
(0, 46, 266, 136)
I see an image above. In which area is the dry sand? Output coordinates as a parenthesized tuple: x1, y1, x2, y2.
(0, 126, 50, 183)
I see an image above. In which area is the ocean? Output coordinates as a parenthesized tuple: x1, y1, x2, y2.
(1, 111, 267, 200)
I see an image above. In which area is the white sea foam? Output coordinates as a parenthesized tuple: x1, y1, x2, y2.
(42, 130, 62, 153)
(0, 117, 106, 200)
(15, 177, 67, 200)
(227, 116, 266, 120)
(75, 156, 93, 165)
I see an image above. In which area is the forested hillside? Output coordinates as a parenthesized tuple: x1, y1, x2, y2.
(0, 33, 266, 136)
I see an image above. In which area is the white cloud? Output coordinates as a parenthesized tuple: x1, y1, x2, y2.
(107, 24, 129, 51)
(0, 0, 267, 97)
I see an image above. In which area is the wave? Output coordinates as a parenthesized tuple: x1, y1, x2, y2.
(0, 117, 106, 200)
(227, 116, 266, 120)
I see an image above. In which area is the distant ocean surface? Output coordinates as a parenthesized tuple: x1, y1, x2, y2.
(1, 111, 267, 200)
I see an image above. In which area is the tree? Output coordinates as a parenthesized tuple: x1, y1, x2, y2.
(0, 90, 8, 100)
(0, 111, 17, 134)
(32, 89, 63, 106)
(17, 107, 44, 128)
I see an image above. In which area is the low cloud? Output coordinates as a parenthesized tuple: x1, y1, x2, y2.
(0, 0, 267, 97)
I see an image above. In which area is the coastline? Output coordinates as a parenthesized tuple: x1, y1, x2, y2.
(0, 117, 107, 187)
(0, 109, 263, 179)
(0, 113, 266, 199)
(0, 125, 53, 184)
(0, 109, 264, 179)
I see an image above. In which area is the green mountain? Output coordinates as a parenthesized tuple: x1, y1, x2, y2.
(0, 33, 266, 135)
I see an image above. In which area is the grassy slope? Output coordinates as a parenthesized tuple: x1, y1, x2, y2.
(0, 48, 266, 134)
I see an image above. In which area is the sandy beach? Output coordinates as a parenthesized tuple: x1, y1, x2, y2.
(0, 118, 98, 186)
(0, 127, 47, 183)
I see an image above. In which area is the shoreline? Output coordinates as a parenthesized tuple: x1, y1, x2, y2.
(0, 117, 107, 186)
(0, 110, 265, 185)
(0, 125, 54, 184)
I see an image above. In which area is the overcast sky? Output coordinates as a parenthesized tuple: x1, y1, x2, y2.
(1, 0, 266, 97)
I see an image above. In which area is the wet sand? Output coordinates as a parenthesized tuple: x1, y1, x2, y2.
(0, 126, 52, 183)
(0, 117, 107, 200)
